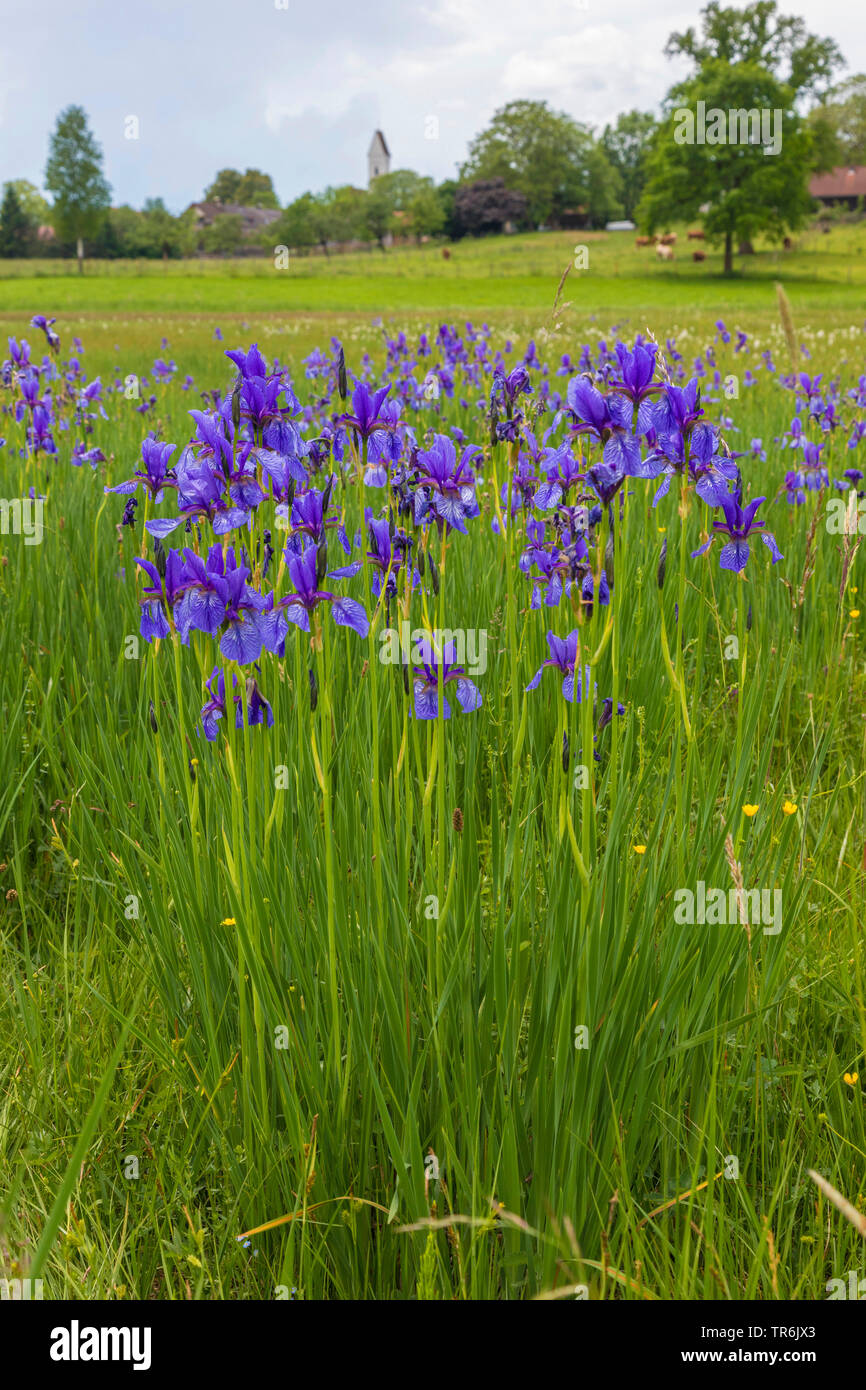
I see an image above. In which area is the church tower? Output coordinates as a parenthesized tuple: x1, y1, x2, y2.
(367, 130, 391, 186)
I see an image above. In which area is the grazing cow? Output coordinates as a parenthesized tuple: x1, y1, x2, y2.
(692, 250, 706, 262)
(442, 247, 451, 259)
(656, 244, 674, 261)
(687, 229, 705, 240)
(658, 232, 677, 245)
(635, 236, 653, 247)
(783, 236, 792, 250)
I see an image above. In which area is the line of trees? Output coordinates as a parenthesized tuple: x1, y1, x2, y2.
(1, 4, 863, 274)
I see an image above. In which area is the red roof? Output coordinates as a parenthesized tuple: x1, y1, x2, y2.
(809, 166, 866, 198)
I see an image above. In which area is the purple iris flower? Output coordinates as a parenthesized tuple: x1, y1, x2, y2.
(414, 434, 481, 533)
(170, 546, 283, 664)
(691, 487, 784, 572)
(259, 446, 308, 503)
(649, 423, 740, 506)
(610, 342, 662, 434)
(652, 379, 704, 438)
(278, 544, 369, 637)
(526, 630, 591, 703)
(341, 382, 393, 444)
(411, 636, 482, 720)
(72, 443, 106, 469)
(225, 344, 268, 380)
(566, 376, 641, 473)
(534, 443, 585, 509)
(106, 439, 177, 502)
(31, 315, 60, 352)
(200, 666, 273, 742)
(134, 549, 186, 642)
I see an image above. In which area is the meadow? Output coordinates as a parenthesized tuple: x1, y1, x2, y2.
(1, 226, 865, 1302)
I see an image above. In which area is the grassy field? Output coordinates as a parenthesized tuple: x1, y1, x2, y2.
(1, 226, 865, 1302)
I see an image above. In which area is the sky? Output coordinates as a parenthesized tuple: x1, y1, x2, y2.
(0, 0, 863, 213)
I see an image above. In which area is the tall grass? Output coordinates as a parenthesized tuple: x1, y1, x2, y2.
(1, 304, 864, 1301)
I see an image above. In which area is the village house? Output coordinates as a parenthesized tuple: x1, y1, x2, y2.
(809, 166, 866, 211)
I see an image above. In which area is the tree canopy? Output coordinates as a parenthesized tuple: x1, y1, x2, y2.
(460, 99, 620, 227)
(44, 105, 111, 269)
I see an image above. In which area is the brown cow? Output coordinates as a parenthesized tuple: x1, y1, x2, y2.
(658, 232, 677, 246)
(635, 236, 653, 247)
(442, 247, 451, 259)
(692, 250, 706, 262)
(687, 229, 705, 240)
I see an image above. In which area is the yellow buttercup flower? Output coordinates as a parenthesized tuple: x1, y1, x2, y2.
(850, 610, 860, 619)
(220, 917, 236, 926)
(742, 804, 759, 818)
(782, 800, 798, 815)
(844, 1072, 859, 1086)
(633, 845, 647, 854)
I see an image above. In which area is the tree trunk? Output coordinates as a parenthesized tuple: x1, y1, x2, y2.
(738, 239, 755, 255)
(723, 230, 733, 276)
(77, 237, 84, 274)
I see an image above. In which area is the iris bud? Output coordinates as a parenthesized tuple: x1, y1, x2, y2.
(315, 536, 328, 588)
(337, 347, 348, 401)
(309, 666, 318, 712)
(657, 537, 667, 589)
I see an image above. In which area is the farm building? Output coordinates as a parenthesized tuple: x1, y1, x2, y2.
(809, 166, 866, 210)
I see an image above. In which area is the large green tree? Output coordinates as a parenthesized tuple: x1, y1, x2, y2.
(664, 0, 843, 98)
(0, 183, 33, 257)
(639, 61, 814, 273)
(460, 99, 620, 227)
(44, 106, 112, 273)
(640, 3, 843, 273)
(600, 111, 657, 221)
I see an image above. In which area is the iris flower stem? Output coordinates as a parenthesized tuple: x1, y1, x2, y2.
(359, 437, 385, 944)
(436, 525, 448, 919)
(235, 658, 268, 1140)
(736, 578, 747, 772)
(314, 619, 340, 1078)
(610, 492, 623, 810)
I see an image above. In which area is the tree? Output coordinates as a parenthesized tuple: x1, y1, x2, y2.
(0, 183, 33, 257)
(202, 214, 244, 255)
(639, 60, 814, 273)
(44, 105, 112, 273)
(235, 170, 279, 209)
(665, 1, 843, 99)
(204, 169, 243, 204)
(460, 99, 620, 227)
(454, 179, 528, 236)
(271, 193, 319, 253)
(436, 179, 461, 239)
(141, 197, 184, 257)
(408, 182, 445, 241)
(6, 180, 51, 227)
(808, 76, 866, 166)
(204, 168, 279, 208)
(601, 111, 657, 220)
